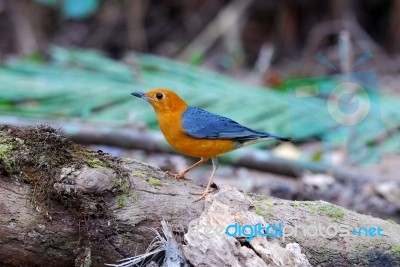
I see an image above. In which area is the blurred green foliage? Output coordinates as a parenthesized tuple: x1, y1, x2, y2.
(1, 47, 400, 155)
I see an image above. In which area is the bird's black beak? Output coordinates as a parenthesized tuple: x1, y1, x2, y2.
(131, 91, 151, 102)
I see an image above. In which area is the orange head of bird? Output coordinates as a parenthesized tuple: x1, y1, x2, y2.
(131, 88, 188, 114)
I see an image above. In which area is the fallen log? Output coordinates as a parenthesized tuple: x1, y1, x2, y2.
(0, 125, 399, 267)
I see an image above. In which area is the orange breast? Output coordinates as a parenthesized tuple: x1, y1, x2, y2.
(157, 111, 236, 158)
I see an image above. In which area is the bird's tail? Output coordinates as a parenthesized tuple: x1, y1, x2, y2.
(267, 133, 292, 142)
(237, 133, 292, 148)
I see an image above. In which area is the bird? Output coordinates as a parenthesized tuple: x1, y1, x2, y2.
(131, 89, 291, 201)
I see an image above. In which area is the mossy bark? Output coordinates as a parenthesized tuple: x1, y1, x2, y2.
(0, 126, 399, 267)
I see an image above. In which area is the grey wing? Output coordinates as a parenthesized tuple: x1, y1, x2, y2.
(181, 106, 268, 140)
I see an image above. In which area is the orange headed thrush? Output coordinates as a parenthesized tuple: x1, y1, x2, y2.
(131, 89, 291, 201)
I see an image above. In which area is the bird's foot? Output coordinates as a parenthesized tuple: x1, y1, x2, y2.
(192, 188, 212, 202)
(165, 171, 190, 180)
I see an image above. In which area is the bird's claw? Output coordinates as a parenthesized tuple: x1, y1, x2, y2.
(192, 189, 212, 202)
(165, 171, 190, 180)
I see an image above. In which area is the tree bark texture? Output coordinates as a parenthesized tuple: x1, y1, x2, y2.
(0, 125, 399, 267)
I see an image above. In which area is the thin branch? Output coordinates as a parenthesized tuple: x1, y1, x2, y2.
(0, 116, 374, 185)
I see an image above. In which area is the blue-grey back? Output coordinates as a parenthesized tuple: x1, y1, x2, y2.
(181, 106, 269, 141)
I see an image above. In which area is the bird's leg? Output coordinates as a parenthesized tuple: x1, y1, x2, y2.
(166, 157, 209, 180)
(193, 157, 218, 202)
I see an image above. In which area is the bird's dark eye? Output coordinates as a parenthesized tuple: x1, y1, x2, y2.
(156, 93, 164, 99)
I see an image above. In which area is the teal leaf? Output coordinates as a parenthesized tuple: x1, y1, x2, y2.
(63, 0, 99, 19)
